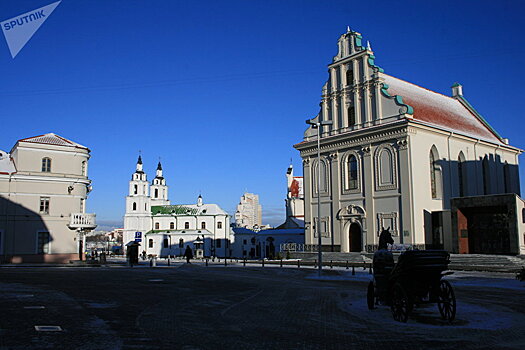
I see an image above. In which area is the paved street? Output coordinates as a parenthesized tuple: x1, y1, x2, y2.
(0, 263, 524, 350)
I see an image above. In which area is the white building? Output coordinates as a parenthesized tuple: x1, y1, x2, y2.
(284, 164, 305, 228)
(123, 157, 232, 257)
(295, 27, 524, 255)
(232, 165, 305, 259)
(0, 133, 96, 263)
(234, 193, 262, 229)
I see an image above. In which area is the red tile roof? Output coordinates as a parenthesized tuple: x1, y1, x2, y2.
(18, 133, 88, 149)
(382, 74, 502, 144)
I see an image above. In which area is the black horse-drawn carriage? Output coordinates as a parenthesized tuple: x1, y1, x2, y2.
(367, 248, 456, 323)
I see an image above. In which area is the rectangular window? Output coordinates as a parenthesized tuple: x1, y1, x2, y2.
(148, 239, 153, 248)
(216, 239, 221, 248)
(39, 197, 50, 214)
(217, 221, 222, 229)
(243, 239, 247, 245)
(163, 238, 169, 248)
(80, 199, 85, 213)
(37, 232, 50, 254)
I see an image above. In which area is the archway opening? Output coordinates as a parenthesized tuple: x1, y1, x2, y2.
(349, 223, 362, 252)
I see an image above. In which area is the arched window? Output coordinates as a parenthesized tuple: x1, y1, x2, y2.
(429, 147, 442, 199)
(342, 152, 360, 193)
(41, 157, 51, 172)
(201, 222, 206, 229)
(503, 162, 511, 193)
(154, 188, 158, 198)
(179, 238, 184, 248)
(185, 222, 189, 229)
(348, 155, 358, 189)
(380, 149, 393, 185)
(170, 222, 174, 230)
(155, 222, 159, 230)
(148, 239, 153, 248)
(134, 185, 138, 195)
(217, 221, 222, 229)
(482, 156, 490, 195)
(348, 107, 356, 126)
(374, 145, 397, 191)
(346, 69, 354, 86)
(312, 159, 329, 195)
(163, 238, 169, 248)
(132, 202, 137, 211)
(81, 161, 86, 176)
(458, 152, 466, 197)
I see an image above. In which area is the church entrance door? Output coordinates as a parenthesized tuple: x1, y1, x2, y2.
(349, 223, 362, 252)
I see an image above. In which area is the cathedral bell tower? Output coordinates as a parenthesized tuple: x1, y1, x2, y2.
(123, 155, 152, 246)
(150, 161, 170, 206)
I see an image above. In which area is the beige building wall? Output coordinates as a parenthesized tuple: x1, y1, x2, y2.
(0, 134, 93, 263)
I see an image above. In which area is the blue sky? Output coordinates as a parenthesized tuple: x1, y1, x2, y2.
(1, 0, 524, 229)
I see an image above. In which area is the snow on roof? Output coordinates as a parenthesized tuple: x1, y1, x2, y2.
(0, 150, 16, 174)
(146, 229, 212, 236)
(151, 203, 228, 216)
(382, 74, 502, 144)
(18, 133, 88, 149)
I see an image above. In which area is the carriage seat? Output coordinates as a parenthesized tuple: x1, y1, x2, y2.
(390, 250, 450, 279)
(373, 249, 395, 276)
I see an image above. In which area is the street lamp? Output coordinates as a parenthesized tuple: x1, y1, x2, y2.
(306, 118, 333, 277)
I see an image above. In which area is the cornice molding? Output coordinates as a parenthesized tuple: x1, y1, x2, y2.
(298, 124, 408, 157)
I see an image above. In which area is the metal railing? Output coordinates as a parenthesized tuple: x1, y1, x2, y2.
(280, 243, 318, 252)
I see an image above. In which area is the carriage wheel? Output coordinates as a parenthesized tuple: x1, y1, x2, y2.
(367, 281, 375, 310)
(438, 280, 456, 322)
(391, 283, 411, 322)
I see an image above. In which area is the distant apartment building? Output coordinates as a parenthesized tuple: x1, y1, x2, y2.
(234, 193, 262, 229)
(0, 133, 96, 263)
(232, 164, 305, 259)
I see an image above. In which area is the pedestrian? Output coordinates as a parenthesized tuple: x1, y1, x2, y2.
(184, 246, 193, 264)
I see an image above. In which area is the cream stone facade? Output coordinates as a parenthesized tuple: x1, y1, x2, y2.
(0, 133, 96, 263)
(295, 28, 524, 255)
(123, 157, 232, 257)
(234, 193, 262, 229)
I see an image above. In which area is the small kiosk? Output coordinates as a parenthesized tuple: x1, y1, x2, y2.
(194, 236, 204, 259)
(125, 241, 140, 264)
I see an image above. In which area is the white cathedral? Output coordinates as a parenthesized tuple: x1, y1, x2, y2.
(123, 156, 231, 258)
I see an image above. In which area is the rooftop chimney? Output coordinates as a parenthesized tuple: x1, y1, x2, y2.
(451, 82, 463, 97)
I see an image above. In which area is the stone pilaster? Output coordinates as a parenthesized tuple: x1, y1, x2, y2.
(397, 137, 413, 245)
(352, 60, 362, 126)
(329, 152, 340, 249)
(361, 145, 375, 251)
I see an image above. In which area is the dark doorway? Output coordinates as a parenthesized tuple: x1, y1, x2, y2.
(349, 223, 362, 252)
(465, 206, 510, 254)
(431, 212, 444, 249)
